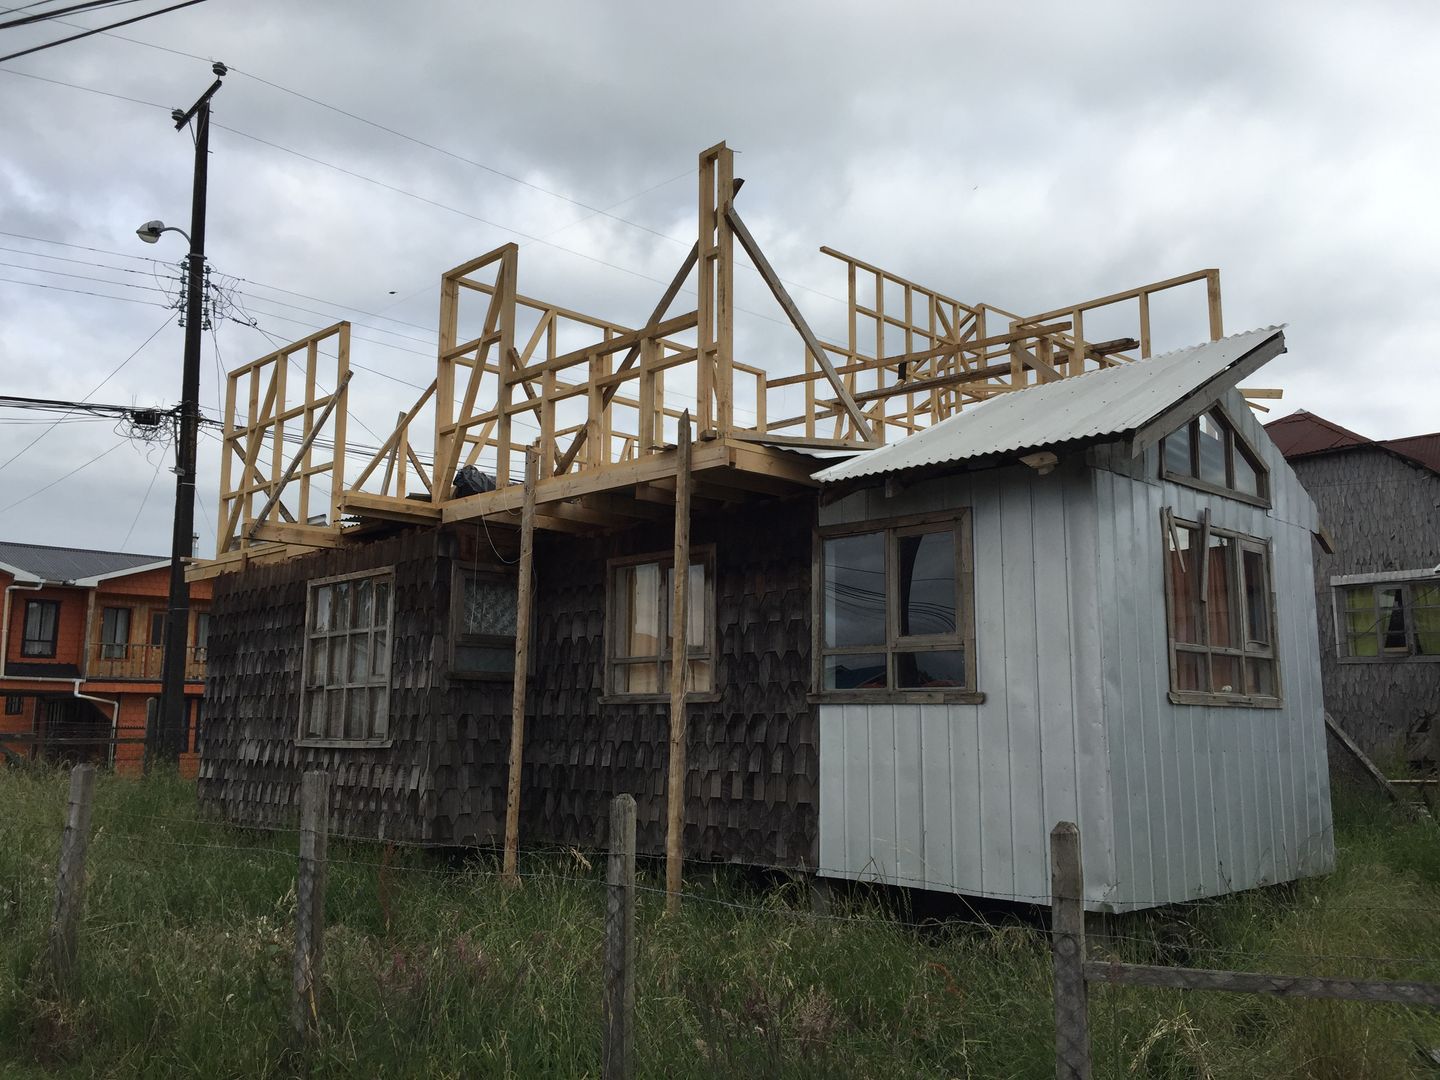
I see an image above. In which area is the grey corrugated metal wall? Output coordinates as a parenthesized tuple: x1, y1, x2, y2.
(817, 462, 1115, 905)
(816, 389, 1333, 911)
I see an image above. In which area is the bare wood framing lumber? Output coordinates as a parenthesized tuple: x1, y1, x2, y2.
(725, 205, 873, 442)
(665, 414, 692, 916)
(502, 445, 538, 885)
(247, 370, 353, 538)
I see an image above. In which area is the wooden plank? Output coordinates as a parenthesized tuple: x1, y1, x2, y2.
(665, 414, 692, 916)
(724, 206, 874, 441)
(1323, 711, 1402, 804)
(250, 521, 346, 549)
(502, 446, 538, 884)
(1051, 822, 1092, 1079)
(603, 793, 637, 1080)
(1085, 961, 1440, 1007)
(340, 490, 443, 523)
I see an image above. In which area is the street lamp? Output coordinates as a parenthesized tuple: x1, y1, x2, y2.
(136, 66, 222, 766)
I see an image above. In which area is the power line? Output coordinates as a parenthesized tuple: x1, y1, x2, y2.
(0, 275, 171, 306)
(0, 0, 209, 64)
(0, 0, 147, 32)
(120, 444, 165, 547)
(0, 438, 127, 512)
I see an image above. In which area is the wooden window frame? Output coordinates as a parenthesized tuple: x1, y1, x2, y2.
(449, 564, 519, 682)
(1160, 406, 1270, 508)
(1333, 575, 1440, 664)
(812, 508, 981, 705)
(100, 606, 131, 660)
(21, 599, 60, 658)
(601, 545, 719, 704)
(296, 567, 396, 748)
(1161, 509, 1282, 707)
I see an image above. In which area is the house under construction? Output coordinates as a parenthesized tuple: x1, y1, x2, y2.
(193, 142, 1334, 911)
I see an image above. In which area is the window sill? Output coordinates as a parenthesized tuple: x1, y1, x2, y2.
(1338, 654, 1440, 665)
(295, 737, 395, 750)
(809, 690, 986, 705)
(1161, 471, 1271, 509)
(597, 692, 723, 706)
(1167, 691, 1282, 709)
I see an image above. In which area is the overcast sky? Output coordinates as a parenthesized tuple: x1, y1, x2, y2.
(1, 0, 1436, 558)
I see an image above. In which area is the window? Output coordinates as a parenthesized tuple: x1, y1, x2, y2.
(101, 607, 131, 660)
(21, 600, 59, 657)
(1163, 510, 1279, 704)
(4, 696, 21, 716)
(1338, 578, 1440, 660)
(816, 511, 977, 699)
(1161, 407, 1268, 502)
(451, 568, 517, 678)
(605, 549, 714, 697)
(299, 570, 393, 745)
(193, 612, 210, 661)
(149, 611, 166, 646)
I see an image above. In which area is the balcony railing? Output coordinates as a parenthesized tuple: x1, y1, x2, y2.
(85, 643, 206, 682)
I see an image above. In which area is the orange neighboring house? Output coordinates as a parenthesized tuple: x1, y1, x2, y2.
(0, 540, 211, 777)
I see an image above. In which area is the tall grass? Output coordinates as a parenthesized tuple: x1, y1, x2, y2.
(1, 766, 1438, 1078)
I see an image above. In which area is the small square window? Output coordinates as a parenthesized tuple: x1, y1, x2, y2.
(605, 549, 714, 698)
(1338, 578, 1440, 659)
(451, 569, 517, 679)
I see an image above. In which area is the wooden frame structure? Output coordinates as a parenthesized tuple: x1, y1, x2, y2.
(198, 141, 1255, 577)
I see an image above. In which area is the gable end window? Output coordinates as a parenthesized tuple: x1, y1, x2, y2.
(604, 548, 715, 699)
(21, 599, 60, 658)
(815, 510, 978, 702)
(1161, 407, 1269, 504)
(1162, 510, 1280, 705)
(298, 569, 394, 746)
(451, 567, 518, 678)
(1337, 577, 1440, 661)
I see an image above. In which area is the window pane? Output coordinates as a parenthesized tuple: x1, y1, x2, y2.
(371, 686, 389, 739)
(312, 586, 331, 632)
(1175, 650, 1205, 692)
(1197, 413, 1226, 485)
(1167, 525, 1202, 644)
(663, 563, 708, 649)
(463, 575, 518, 636)
(824, 532, 886, 647)
(307, 693, 326, 737)
(345, 688, 367, 741)
(896, 649, 966, 689)
(1245, 657, 1276, 697)
(1211, 654, 1240, 694)
(328, 637, 346, 683)
(352, 577, 372, 629)
(372, 630, 389, 678)
(1206, 535, 1237, 647)
(687, 657, 713, 692)
(348, 633, 370, 682)
(1414, 585, 1440, 655)
(1242, 548, 1270, 645)
(374, 579, 391, 623)
(617, 563, 662, 660)
(1232, 444, 1261, 496)
(332, 581, 351, 630)
(618, 662, 659, 694)
(150, 611, 165, 645)
(454, 644, 515, 675)
(326, 689, 345, 740)
(1163, 424, 1192, 476)
(194, 613, 210, 649)
(1380, 588, 1408, 652)
(897, 531, 956, 637)
(824, 653, 887, 690)
(308, 638, 327, 684)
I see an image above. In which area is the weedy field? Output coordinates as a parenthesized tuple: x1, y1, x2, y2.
(2, 766, 1439, 1079)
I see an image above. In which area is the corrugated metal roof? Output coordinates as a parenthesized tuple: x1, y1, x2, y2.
(815, 326, 1286, 484)
(1263, 410, 1369, 457)
(0, 540, 166, 584)
(1384, 434, 1440, 475)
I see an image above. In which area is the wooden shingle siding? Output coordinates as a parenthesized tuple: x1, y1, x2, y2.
(198, 531, 451, 841)
(1291, 447, 1440, 765)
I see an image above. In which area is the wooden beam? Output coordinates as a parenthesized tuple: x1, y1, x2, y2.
(724, 206, 874, 441)
(339, 490, 442, 523)
(250, 522, 346, 549)
(503, 446, 538, 885)
(665, 414, 691, 916)
(247, 371, 353, 539)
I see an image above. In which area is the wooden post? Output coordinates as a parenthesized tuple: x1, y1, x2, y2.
(292, 770, 330, 1044)
(603, 793, 637, 1079)
(503, 444, 538, 884)
(1051, 821, 1091, 1080)
(48, 763, 96, 991)
(664, 413, 692, 916)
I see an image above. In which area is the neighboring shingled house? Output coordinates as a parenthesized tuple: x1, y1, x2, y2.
(1265, 411, 1440, 769)
(0, 540, 212, 774)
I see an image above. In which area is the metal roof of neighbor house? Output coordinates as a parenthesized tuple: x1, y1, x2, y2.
(815, 326, 1286, 484)
(1263, 411, 1440, 476)
(0, 540, 167, 584)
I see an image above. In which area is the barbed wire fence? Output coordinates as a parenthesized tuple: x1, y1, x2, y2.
(28, 768, 1440, 1078)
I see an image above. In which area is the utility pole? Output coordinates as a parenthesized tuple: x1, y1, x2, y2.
(153, 65, 224, 764)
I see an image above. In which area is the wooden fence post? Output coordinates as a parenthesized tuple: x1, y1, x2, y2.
(292, 770, 330, 1044)
(1051, 821, 1091, 1080)
(603, 793, 637, 1080)
(49, 763, 96, 991)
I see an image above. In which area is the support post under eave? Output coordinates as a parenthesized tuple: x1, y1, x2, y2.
(502, 444, 538, 884)
(665, 414, 693, 915)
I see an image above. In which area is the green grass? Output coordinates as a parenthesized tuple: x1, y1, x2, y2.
(2, 768, 1439, 1078)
